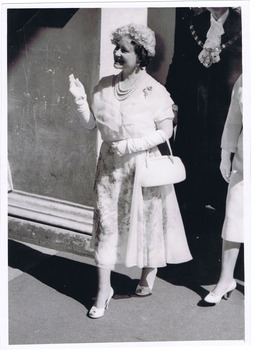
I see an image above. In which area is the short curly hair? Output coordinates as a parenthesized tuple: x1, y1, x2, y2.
(111, 23, 156, 67)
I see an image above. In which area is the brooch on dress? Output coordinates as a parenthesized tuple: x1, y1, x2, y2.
(143, 86, 152, 98)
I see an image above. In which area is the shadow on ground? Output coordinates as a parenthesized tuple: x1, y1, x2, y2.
(8, 207, 244, 310)
(8, 239, 138, 311)
(156, 206, 245, 301)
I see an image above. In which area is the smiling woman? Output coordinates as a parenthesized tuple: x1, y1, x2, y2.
(69, 23, 192, 319)
(112, 38, 148, 102)
(112, 23, 155, 70)
(111, 24, 155, 94)
(113, 37, 143, 93)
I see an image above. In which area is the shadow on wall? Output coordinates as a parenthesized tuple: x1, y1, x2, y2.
(8, 9, 78, 67)
(147, 32, 166, 76)
(8, 8, 99, 207)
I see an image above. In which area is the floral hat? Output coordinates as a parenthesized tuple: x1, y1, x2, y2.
(111, 23, 156, 57)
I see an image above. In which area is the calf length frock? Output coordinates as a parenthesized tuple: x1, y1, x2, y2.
(90, 71, 192, 269)
(221, 75, 243, 243)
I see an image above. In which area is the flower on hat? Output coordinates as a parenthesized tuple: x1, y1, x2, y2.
(112, 23, 156, 57)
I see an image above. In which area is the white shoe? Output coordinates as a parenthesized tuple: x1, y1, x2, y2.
(135, 267, 157, 297)
(204, 280, 237, 304)
(135, 284, 152, 297)
(88, 287, 114, 319)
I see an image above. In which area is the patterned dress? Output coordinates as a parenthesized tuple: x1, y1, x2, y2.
(90, 71, 192, 269)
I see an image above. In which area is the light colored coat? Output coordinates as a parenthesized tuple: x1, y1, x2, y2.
(221, 75, 243, 243)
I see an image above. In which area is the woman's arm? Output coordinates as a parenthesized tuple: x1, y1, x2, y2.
(111, 118, 173, 156)
(69, 74, 96, 129)
(155, 118, 173, 140)
(220, 75, 242, 182)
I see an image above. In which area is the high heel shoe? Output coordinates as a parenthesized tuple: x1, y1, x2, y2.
(204, 279, 237, 304)
(135, 267, 157, 297)
(88, 287, 114, 319)
(135, 284, 152, 297)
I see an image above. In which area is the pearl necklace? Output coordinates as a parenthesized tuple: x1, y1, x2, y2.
(114, 71, 145, 101)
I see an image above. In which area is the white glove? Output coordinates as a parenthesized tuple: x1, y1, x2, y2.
(220, 149, 232, 183)
(68, 74, 96, 129)
(69, 74, 87, 104)
(111, 130, 167, 156)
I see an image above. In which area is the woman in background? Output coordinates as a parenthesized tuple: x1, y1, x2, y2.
(205, 74, 243, 304)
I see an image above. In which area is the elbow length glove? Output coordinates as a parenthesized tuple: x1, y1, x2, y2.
(74, 97, 96, 129)
(76, 100, 96, 129)
(111, 130, 168, 156)
(69, 74, 95, 128)
(69, 74, 87, 102)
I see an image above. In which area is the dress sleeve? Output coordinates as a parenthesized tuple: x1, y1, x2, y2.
(221, 75, 242, 153)
(153, 85, 175, 123)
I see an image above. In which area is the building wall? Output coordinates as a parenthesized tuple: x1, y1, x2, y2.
(8, 8, 100, 207)
(8, 7, 176, 253)
(147, 7, 176, 85)
(100, 8, 148, 78)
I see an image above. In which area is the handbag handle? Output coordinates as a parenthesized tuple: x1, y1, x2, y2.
(145, 139, 175, 167)
(165, 139, 175, 163)
(165, 139, 173, 155)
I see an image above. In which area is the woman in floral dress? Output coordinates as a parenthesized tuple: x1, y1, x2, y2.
(69, 23, 192, 319)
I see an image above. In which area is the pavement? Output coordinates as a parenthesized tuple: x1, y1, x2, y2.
(6, 207, 246, 349)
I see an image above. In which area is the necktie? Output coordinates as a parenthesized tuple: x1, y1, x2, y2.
(205, 17, 225, 48)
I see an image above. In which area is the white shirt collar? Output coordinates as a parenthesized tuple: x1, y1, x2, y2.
(210, 9, 229, 25)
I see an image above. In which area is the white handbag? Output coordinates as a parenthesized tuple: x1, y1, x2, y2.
(139, 140, 186, 187)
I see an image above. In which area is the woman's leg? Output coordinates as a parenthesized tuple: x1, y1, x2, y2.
(212, 239, 241, 295)
(139, 267, 158, 290)
(94, 267, 112, 308)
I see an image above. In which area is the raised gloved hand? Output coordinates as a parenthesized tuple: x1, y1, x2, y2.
(111, 130, 167, 156)
(220, 149, 232, 183)
(68, 74, 96, 129)
(69, 74, 87, 104)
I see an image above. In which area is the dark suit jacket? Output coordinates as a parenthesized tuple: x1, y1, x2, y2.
(164, 8, 242, 207)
